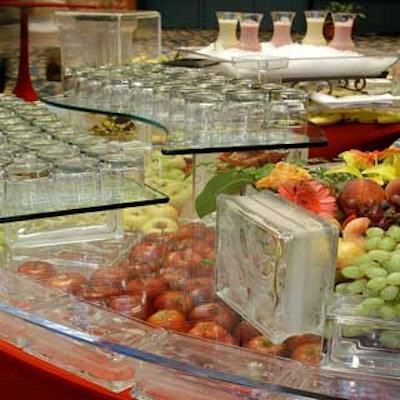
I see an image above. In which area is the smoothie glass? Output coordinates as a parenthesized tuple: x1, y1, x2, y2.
(238, 12, 264, 51)
(329, 12, 357, 51)
(302, 10, 328, 46)
(215, 11, 240, 49)
(270, 11, 296, 47)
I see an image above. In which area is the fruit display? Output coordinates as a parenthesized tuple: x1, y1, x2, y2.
(13, 221, 324, 367)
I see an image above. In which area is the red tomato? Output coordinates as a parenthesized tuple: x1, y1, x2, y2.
(291, 342, 321, 365)
(81, 283, 123, 301)
(18, 260, 56, 281)
(153, 290, 194, 316)
(147, 309, 190, 332)
(188, 321, 237, 345)
(188, 301, 239, 332)
(107, 294, 152, 320)
(245, 336, 285, 356)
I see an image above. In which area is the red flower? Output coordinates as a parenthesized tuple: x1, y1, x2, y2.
(278, 179, 337, 219)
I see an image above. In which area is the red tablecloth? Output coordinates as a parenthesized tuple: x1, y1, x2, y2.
(309, 122, 400, 160)
(0, 340, 132, 400)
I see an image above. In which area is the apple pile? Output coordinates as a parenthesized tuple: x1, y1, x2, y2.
(16, 221, 322, 366)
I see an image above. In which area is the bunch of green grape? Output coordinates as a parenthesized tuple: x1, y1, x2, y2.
(336, 225, 400, 321)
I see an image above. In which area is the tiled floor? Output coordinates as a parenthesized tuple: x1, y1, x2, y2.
(1, 28, 400, 95)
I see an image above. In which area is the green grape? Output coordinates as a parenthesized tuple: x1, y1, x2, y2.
(335, 282, 349, 294)
(365, 267, 388, 279)
(366, 227, 385, 238)
(366, 277, 388, 291)
(387, 272, 400, 286)
(378, 237, 397, 252)
(386, 225, 400, 242)
(367, 249, 391, 264)
(379, 304, 398, 320)
(358, 262, 379, 274)
(380, 330, 400, 349)
(363, 287, 381, 298)
(342, 325, 371, 338)
(380, 285, 400, 301)
(346, 279, 367, 295)
(364, 237, 382, 251)
(341, 266, 365, 280)
(353, 253, 375, 265)
(387, 253, 400, 273)
(354, 303, 370, 317)
(360, 297, 385, 311)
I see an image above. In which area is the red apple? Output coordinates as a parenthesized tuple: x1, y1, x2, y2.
(163, 248, 204, 270)
(175, 222, 209, 240)
(188, 321, 237, 345)
(90, 265, 129, 291)
(385, 177, 400, 206)
(245, 335, 284, 356)
(127, 277, 168, 299)
(17, 260, 56, 281)
(183, 277, 215, 305)
(234, 321, 261, 346)
(129, 241, 169, 266)
(291, 342, 321, 365)
(153, 290, 194, 316)
(147, 309, 190, 332)
(107, 294, 152, 320)
(46, 272, 86, 295)
(339, 178, 385, 216)
(188, 301, 239, 332)
(282, 333, 322, 356)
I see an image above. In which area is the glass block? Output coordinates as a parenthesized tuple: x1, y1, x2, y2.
(322, 294, 400, 380)
(56, 10, 161, 76)
(216, 190, 339, 344)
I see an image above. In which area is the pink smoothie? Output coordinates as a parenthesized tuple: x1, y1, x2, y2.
(239, 22, 261, 51)
(329, 20, 355, 51)
(270, 20, 293, 47)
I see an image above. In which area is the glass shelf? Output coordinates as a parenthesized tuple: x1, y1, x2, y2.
(40, 94, 168, 133)
(0, 182, 168, 224)
(41, 94, 328, 156)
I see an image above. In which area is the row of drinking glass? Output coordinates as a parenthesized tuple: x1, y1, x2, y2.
(63, 65, 309, 145)
(0, 95, 146, 211)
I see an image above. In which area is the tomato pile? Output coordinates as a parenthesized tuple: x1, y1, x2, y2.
(17, 221, 321, 366)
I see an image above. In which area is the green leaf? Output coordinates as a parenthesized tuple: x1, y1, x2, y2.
(195, 171, 254, 218)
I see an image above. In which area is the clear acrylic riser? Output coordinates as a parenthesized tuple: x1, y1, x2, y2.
(0, 268, 398, 399)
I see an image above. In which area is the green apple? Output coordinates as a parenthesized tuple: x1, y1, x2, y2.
(141, 216, 180, 235)
(160, 155, 187, 171)
(168, 187, 193, 214)
(142, 204, 179, 221)
(161, 168, 186, 181)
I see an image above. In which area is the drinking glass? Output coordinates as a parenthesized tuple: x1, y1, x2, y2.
(328, 12, 357, 51)
(4, 160, 53, 212)
(225, 89, 268, 143)
(270, 11, 296, 47)
(215, 11, 240, 49)
(302, 10, 328, 46)
(238, 12, 264, 51)
(54, 157, 100, 206)
(184, 91, 225, 146)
